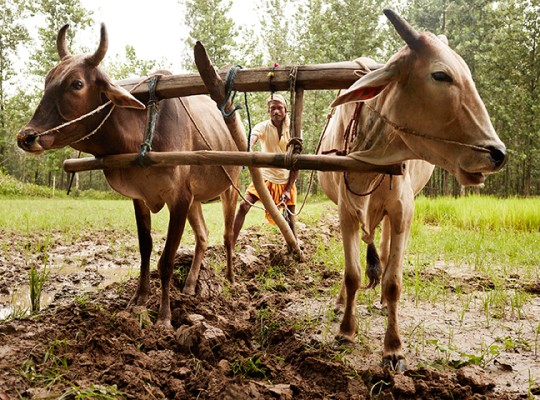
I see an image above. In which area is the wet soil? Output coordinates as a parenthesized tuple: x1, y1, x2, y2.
(0, 215, 538, 399)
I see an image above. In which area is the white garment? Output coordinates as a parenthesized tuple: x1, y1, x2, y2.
(251, 118, 292, 184)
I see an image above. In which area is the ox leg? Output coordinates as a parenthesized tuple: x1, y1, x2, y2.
(129, 199, 152, 306)
(334, 282, 346, 314)
(380, 204, 413, 372)
(221, 187, 238, 283)
(156, 198, 191, 328)
(379, 216, 391, 270)
(336, 226, 381, 312)
(336, 207, 362, 344)
(183, 201, 208, 296)
(378, 216, 391, 306)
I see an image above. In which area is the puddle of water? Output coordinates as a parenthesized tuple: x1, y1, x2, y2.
(0, 263, 137, 320)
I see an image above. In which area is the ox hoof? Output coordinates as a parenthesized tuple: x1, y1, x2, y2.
(335, 333, 356, 347)
(155, 319, 174, 331)
(182, 285, 196, 296)
(128, 293, 149, 307)
(382, 356, 406, 373)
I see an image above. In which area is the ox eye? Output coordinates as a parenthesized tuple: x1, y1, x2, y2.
(432, 71, 453, 83)
(71, 80, 84, 90)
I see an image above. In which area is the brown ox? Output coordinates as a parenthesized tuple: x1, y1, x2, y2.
(17, 24, 244, 328)
(318, 10, 506, 370)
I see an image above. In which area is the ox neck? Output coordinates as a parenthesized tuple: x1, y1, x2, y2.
(69, 103, 116, 155)
(346, 97, 418, 166)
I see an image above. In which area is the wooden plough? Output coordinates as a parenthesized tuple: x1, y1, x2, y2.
(63, 45, 403, 257)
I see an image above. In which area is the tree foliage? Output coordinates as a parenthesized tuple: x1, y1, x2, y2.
(105, 45, 161, 80)
(1, 0, 539, 196)
(27, 0, 93, 76)
(182, 0, 239, 71)
(0, 0, 30, 149)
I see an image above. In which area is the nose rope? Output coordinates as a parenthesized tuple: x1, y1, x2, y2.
(364, 103, 492, 154)
(30, 75, 161, 141)
(33, 100, 114, 138)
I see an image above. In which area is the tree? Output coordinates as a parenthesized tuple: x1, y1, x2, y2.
(28, 0, 93, 76)
(0, 0, 31, 154)
(13, 0, 94, 187)
(256, 0, 296, 65)
(485, 0, 540, 196)
(105, 45, 162, 80)
(182, 0, 239, 71)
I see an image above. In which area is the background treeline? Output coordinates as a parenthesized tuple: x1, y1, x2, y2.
(0, 0, 538, 197)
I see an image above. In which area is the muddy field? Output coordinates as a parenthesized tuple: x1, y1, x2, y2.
(0, 214, 538, 399)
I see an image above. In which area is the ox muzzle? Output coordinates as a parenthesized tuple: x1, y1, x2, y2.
(17, 128, 46, 154)
(486, 145, 507, 170)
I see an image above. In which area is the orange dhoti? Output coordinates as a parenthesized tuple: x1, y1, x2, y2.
(245, 181, 297, 224)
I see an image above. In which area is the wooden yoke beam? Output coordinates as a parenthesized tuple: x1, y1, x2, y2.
(118, 60, 382, 103)
(193, 41, 304, 261)
(63, 151, 406, 174)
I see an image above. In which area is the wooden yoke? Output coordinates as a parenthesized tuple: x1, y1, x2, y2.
(194, 42, 304, 261)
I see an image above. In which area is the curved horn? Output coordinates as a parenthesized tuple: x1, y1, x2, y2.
(87, 23, 108, 66)
(56, 24, 71, 59)
(383, 9, 421, 50)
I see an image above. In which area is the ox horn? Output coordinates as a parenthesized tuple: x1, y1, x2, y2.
(87, 23, 108, 66)
(383, 9, 421, 50)
(56, 24, 71, 59)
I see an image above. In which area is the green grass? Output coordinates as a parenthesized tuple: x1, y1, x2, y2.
(410, 195, 540, 277)
(2, 194, 536, 269)
(0, 197, 266, 245)
(1, 194, 537, 264)
(414, 195, 540, 232)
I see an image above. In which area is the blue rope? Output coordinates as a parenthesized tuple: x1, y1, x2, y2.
(220, 65, 243, 118)
(138, 75, 160, 167)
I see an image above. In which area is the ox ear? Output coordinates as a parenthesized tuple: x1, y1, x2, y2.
(103, 82, 146, 109)
(331, 65, 396, 108)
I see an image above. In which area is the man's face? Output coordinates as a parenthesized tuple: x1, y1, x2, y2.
(269, 101, 286, 126)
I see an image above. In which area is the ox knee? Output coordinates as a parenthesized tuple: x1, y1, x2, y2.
(383, 282, 401, 303)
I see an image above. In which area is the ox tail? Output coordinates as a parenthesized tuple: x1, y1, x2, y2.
(365, 242, 382, 289)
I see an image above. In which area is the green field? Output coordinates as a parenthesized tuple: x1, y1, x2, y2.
(0, 195, 538, 272)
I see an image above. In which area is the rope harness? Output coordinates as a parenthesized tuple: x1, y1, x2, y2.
(320, 101, 387, 197)
(34, 76, 158, 142)
(138, 75, 161, 166)
(364, 103, 492, 154)
(220, 65, 243, 118)
(61, 75, 161, 194)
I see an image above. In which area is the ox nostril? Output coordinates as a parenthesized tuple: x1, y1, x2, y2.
(488, 146, 506, 168)
(17, 129, 37, 149)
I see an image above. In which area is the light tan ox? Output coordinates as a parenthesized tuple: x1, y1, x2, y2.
(318, 9, 506, 371)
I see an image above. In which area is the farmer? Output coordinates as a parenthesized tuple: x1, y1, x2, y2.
(232, 93, 299, 244)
